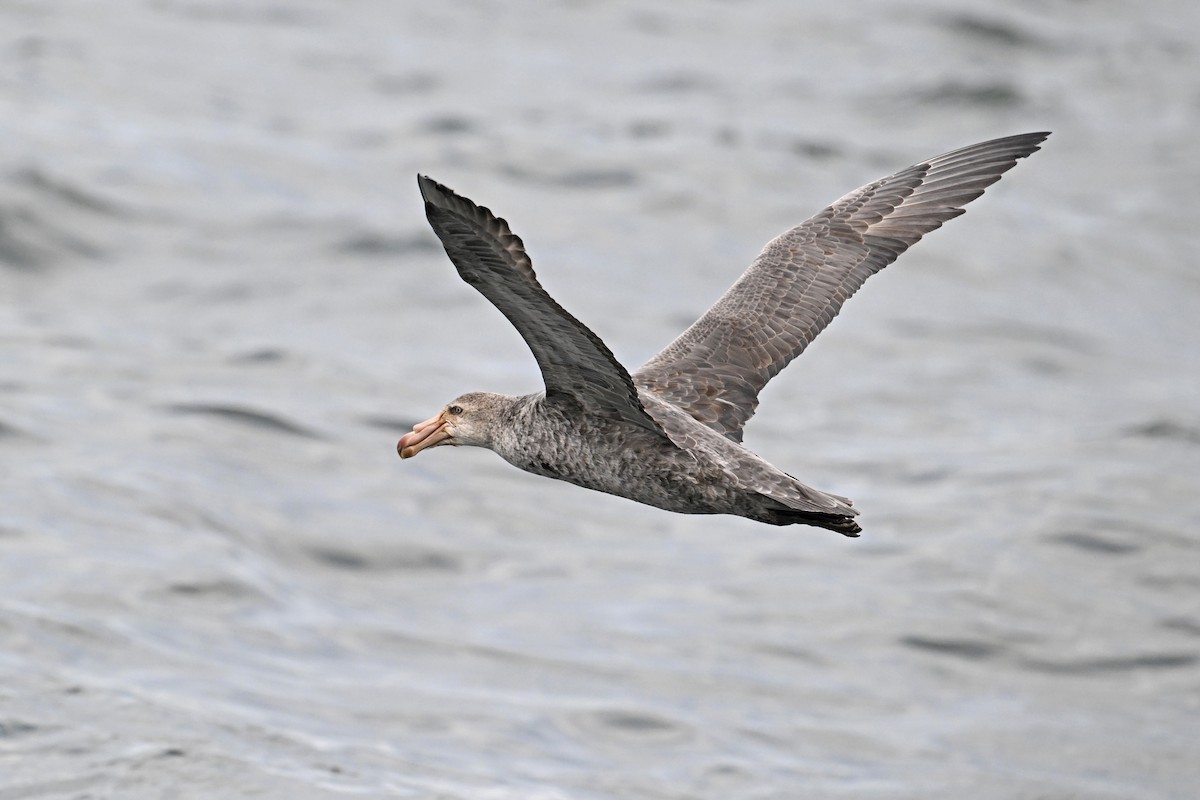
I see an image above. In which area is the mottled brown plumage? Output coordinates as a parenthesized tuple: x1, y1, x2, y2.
(399, 132, 1049, 535)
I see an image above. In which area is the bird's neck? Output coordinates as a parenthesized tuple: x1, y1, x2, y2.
(488, 392, 547, 457)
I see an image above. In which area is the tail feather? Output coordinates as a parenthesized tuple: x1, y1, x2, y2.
(762, 507, 862, 537)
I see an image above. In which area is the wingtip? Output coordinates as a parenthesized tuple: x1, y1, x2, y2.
(1020, 132, 1051, 163)
(416, 173, 443, 204)
(994, 130, 1051, 149)
(418, 174, 470, 222)
(1014, 130, 1052, 156)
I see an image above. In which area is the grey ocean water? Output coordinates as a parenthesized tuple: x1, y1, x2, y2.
(2, 2, 1198, 797)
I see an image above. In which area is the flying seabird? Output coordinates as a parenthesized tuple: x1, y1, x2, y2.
(398, 132, 1049, 535)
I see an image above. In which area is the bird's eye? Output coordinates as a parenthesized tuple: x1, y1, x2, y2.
(448, 405, 464, 415)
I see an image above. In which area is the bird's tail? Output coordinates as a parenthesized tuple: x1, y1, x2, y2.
(762, 507, 862, 537)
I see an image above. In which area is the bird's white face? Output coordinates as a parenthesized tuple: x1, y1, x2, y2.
(396, 393, 499, 458)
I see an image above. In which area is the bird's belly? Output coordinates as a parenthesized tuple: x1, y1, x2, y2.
(512, 443, 738, 516)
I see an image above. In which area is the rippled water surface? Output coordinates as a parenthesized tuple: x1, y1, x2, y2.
(2, 2, 1199, 798)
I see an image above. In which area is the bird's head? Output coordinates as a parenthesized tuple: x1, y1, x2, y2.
(396, 392, 511, 458)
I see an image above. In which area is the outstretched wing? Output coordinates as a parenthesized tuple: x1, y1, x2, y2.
(634, 132, 1049, 442)
(418, 175, 664, 436)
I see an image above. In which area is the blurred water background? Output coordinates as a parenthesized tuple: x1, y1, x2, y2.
(2, 1, 1198, 798)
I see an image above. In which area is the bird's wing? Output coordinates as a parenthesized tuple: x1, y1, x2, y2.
(418, 175, 665, 436)
(634, 132, 1050, 442)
